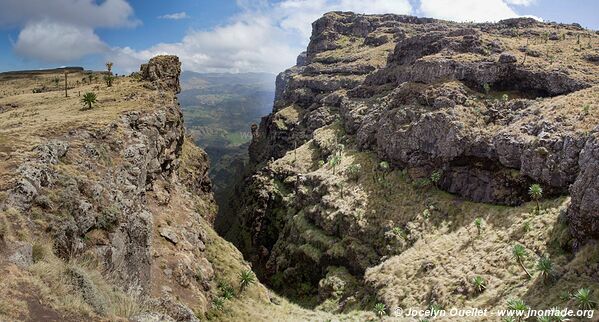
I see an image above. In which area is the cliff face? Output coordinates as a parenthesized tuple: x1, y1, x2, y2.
(226, 12, 599, 312)
(0, 56, 342, 322)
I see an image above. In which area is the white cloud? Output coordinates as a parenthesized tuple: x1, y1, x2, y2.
(14, 20, 108, 62)
(0, 0, 138, 28)
(2, 0, 137, 62)
(111, 0, 413, 73)
(504, 0, 537, 6)
(419, 0, 519, 22)
(158, 12, 189, 20)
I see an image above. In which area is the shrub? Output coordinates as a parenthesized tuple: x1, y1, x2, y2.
(472, 276, 486, 293)
(572, 288, 596, 310)
(212, 297, 225, 311)
(104, 75, 115, 87)
(32, 242, 46, 263)
(430, 170, 442, 185)
(536, 256, 553, 281)
(528, 184, 543, 214)
(327, 154, 342, 174)
(507, 298, 528, 321)
(239, 269, 256, 293)
(474, 217, 483, 235)
(345, 164, 362, 181)
(218, 281, 235, 300)
(373, 302, 387, 317)
(81, 92, 97, 110)
(483, 83, 491, 94)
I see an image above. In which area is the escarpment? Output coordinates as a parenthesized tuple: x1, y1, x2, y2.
(225, 11, 599, 313)
(1, 56, 339, 322)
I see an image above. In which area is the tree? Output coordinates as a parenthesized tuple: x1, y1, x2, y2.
(328, 154, 341, 174)
(528, 184, 543, 214)
(512, 244, 532, 278)
(104, 74, 115, 87)
(239, 269, 256, 293)
(81, 92, 97, 110)
(105, 61, 113, 74)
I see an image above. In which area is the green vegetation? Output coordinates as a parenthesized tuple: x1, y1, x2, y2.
(81, 92, 97, 110)
(536, 256, 553, 282)
(373, 302, 387, 317)
(572, 288, 595, 310)
(474, 217, 483, 235)
(430, 170, 442, 185)
(328, 153, 342, 174)
(345, 164, 362, 181)
(212, 297, 225, 311)
(104, 75, 115, 87)
(512, 244, 532, 278)
(483, 83, 491, 94)
(506, 298, 528, 322)
(472, 276, 486, 293)
(52, 76, 61, 89)
(529, 184, 543, 214)
(239, 269, 256, 293)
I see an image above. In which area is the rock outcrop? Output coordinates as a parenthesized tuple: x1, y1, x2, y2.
(224, 11, 599, 311)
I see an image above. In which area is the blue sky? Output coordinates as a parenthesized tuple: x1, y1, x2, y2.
(0, 0, 597, 74)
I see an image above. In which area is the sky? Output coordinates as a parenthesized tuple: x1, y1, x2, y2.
(0, 0, 597, 74)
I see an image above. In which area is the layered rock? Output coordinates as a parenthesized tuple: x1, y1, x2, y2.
(225, 11, 599, 311)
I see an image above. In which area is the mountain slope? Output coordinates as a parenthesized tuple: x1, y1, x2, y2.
(223, 11, 599, 317)
(0, 56, 362, 322)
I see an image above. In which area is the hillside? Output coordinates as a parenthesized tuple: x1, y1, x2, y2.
(0, 56, 370, 321)
(221, 12, 599, 319)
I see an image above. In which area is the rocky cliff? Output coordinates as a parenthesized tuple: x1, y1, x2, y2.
(0, 56, 345, 321)
(224, 12, 599, 314)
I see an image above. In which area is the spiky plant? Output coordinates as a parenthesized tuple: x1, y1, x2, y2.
(572, 288, 596, 310)
(379, 161, 390, 179)
(104, 74, 115, 87)
(81, 92, 97, 110)
(507, 298, 528, 322)
(52, 77, 61, 89)
(328, 153, 341, 174)
(483, 83, 491, 94)
(474, 217, 483, 235)
(345, 164, 362, 182)
(373, 302, 387, 317)
(529, 184, 543, 214)
(512, 244, 532, 278)
(536, 256, 553, 282)
(430, 170, 442, 185)
(472, 276, 486, 293)
(212, 297, 225, 311)
(105, 61, 113, 74)
(239, 269, 256, 293)
(502, 93, 509, 101)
